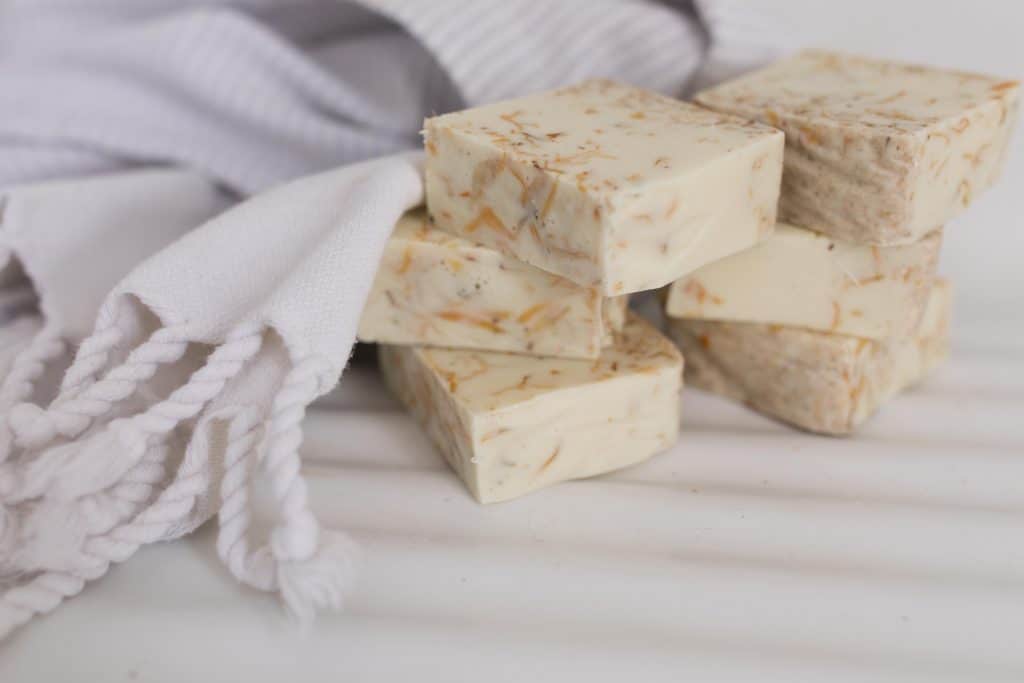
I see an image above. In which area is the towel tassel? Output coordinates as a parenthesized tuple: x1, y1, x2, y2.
(0, 322, 263, 640)
(216, 355, 356, 624)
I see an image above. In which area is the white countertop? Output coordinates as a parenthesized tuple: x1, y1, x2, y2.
(3, 310, 1023, 682)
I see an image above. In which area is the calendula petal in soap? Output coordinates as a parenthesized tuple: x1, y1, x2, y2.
(696, 50, 1020, 245)
(424, 79, 783, 294)
(667, 280, 951, 435)
(359, 210, 627, 359)
(666, 223, 942, 340)
(380, 313, 683, 503)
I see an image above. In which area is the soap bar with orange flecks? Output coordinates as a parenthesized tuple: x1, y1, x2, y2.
(358, 209, 627, 359)
(696, 50, 1020, 245)
(665, 222, 942, 340)
(380, 313, 682, 503)
(667, 279, 951, 436)
(423, 79, 784, 295)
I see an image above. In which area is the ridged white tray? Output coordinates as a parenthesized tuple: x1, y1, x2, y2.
(4, 313, 1022, 683)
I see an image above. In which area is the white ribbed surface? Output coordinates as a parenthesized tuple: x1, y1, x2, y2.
(2, 311, 1022, 682)
(0, 0, 711, 193)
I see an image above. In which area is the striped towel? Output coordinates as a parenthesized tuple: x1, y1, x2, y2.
(0, 0, 786, 193)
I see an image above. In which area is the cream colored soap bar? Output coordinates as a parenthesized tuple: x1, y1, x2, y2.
(424, 79, 784, 295)
(358, 210, 627, 359)
(667, 279, 951, 435)
(665, 223, 942, 340)
(380, 313, 683, 503)
(696, 50, 1020, 245)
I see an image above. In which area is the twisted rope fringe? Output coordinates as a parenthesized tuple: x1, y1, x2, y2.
(265, 357, 328, 561)
(216, 355, 355, 623)
(217, 408, 275, 590)
(8, 323, 194, 452)
(0, 443, 170, 637)
(0, 322, 266, 640)
(0, 324, 66, 464)
(0, 437, 209, 639)
(57, 325, 124, 402)
(4, 324, 263, 507)
(55, 299, 127, 402)
(0, 573, 88, 640)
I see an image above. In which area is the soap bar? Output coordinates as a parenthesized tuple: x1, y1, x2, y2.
(358, 210, 628, 359)
(695, 50, 1020, 245)
(423, 79, 784, 295)
(380, 313, 683, 503)
(665, 223, 942, 339)
(667, 279, 951, 435)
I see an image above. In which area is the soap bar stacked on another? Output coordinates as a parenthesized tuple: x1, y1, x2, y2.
(359, 209, 628, 359)
(666, 223, 943, 340)
(667, 50, 1019, 434)
(669, 279, 951, 435)
(695, 49, 1020, 246)
(375, 79, 785, 501)
(424, 79, 784, 294)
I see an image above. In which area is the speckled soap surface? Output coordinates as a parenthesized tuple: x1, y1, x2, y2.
(666, 223, 942, 340)
(668, 280, 952, 436)
(696, 50, 1020, 245)
(423, 79, 783, 295)
(358, 209, 627, 359)
(379, 313, 683, 503)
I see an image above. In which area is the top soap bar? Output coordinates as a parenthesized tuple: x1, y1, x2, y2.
(424, 79, 784, 295)
(696, 50, 1020, 245)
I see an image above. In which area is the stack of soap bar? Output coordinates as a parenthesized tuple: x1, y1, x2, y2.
(380, 313, 683, 503)
(424, 79, 784, 294)
(359, 209, 627, 359)
(665, 222, 942, 339)
(695, 50, 1020, 245)
(667, 280, 951, 435)
(665, 51, 1019, 433)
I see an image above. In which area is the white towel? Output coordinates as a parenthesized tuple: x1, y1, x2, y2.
(0, 0, 784, 637)
(0, 171, 230, 339)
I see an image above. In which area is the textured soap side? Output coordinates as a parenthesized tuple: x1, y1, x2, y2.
(424, 78, 783, 294)
(378, 344, 480, 496)
(380, 313, 683, 503)
(424, 122, 605, 289)
(696, 50, 1021, 245)
(359, 210, 625, 359)
(667, 280, 951, 435)
(910, 84, 1020, 232)
(665, 223, 942, 340)
(600, 295, 630, 346)
(602, 132, 782, 293)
